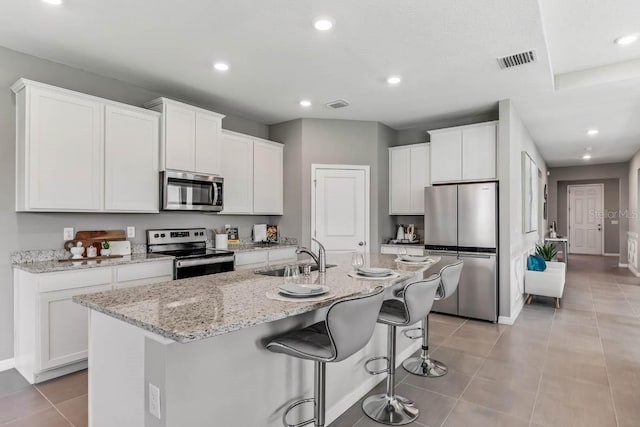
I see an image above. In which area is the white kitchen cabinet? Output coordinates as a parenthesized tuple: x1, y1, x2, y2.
(253, 140, 284, 215)
(145, 97, 225, 175)
(380, 245, 425, 256)
(267, 247, 298, 264)
(429, 121, 497, 184)
(220, 131, 254, 214)
(13, 259, 174, 383)
(12, 79, 161, 213)
(234, 250, 268, 270)
(220, 130, 284, 215)
(104, 105, 160, 212)
(13, 81, 104, 211)
(389, 143, 430, 215)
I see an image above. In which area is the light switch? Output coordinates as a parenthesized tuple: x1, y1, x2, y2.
(127, 226, 135, 238)
(63, 228, 74, 241)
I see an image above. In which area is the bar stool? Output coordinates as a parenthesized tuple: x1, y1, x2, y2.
(362, 276, 440, 425)
(266, 286, 385, 427)
(402, 260, 463, 377)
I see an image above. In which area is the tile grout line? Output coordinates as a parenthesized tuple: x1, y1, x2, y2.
(33, 387, 75, 427)
(527, 300, 556, 426)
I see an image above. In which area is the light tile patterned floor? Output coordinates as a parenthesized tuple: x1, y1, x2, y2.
(1, 255, 638, 426)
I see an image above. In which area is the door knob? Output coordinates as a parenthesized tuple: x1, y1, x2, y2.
(358, 241, 365, 246)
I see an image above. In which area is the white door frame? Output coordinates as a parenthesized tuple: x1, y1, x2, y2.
(311, 164, 371, 253)
(567, 183, 604, 255)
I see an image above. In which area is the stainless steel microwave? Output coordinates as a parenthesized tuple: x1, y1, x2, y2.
(161, 170, 224, 212)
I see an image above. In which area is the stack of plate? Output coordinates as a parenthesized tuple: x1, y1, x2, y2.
(278, 283, 329, 298)
(398, 254, 431, 263)
(356, 267, 394, 278)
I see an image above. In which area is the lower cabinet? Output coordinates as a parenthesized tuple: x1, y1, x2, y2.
(14, 260, 173, 383)
(234, 247, 298, 270)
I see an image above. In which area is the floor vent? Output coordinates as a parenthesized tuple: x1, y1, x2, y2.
(497, 50, 537, 69)
(325, 99, 350, 109)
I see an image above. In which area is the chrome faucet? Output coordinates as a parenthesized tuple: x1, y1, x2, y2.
(296, 238, 327, 273)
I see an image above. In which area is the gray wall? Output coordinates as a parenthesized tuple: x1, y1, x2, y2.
(556, 179, 620, 254)
(547, 163, 629, 259)
(0, 46, 274, 360)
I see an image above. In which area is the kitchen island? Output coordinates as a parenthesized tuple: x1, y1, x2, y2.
(74, 254, 438, 427)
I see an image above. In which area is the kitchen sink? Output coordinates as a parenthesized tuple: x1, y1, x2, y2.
(255, 264, 337, 277)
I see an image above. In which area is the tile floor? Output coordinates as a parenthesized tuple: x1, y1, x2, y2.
(0, 255, 638, 426)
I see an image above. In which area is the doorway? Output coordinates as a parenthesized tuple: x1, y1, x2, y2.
(568, 184, 604, 255)
(311, 164, 370, 262)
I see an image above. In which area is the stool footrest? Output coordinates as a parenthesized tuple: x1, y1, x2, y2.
(402, 327, 423, 340)
(364, 356, 390, 375)
(282, 398, 315, 427)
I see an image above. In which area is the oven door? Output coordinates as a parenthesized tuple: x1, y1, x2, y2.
(175, 256, 235, 279)
(162, 170, 223, 212)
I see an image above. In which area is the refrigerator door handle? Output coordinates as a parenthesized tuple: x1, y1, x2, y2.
(459, 253, 492, 259)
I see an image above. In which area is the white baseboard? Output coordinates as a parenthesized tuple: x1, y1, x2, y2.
(619, 263, 628, 268)
(629, 264, 640, 277)
(498, 298, 525, 325)
(325, 339, 421, 424)
(603, 253, 620, 257)
(0, 358, 15, 372)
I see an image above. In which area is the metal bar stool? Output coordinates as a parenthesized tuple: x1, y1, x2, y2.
(266, 286, 385, 427)
(402, 260, 463, 377)
(362, 276, 440, 425)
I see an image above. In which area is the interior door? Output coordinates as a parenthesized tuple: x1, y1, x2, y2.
(313, 166, 369, 261)
(568, 184, 603, 255)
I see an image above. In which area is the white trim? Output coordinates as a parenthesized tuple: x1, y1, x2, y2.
(0, 358, 15, 372)
(498, 297, 525, 325)
(619, 263, 628, 268)
(567, 183, 605, 255)
(629, 263, 640, 277)
(603, 253, 620, 257)
(310, 164, 371, 254)
(326, 339, 421, 425)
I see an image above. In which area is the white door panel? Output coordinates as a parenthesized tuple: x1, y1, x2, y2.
(314, 167, 369, 256)
(569, 184, 602, 255)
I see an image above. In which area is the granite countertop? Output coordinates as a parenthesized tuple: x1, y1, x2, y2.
(13, 253, 175, 274)
(226, 242, 298, 252)
(73, 254, 438, 343)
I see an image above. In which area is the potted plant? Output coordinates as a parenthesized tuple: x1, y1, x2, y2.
(101, 240, 111, 257)
(535, 243, 557, 262)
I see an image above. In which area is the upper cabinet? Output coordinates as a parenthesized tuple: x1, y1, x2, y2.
(144, 98, 224, 175)
(220, 130, 284, 215)
(389, 143, 431, 215)
(429, 121, 497, 184)
(12, 79, 160, 213)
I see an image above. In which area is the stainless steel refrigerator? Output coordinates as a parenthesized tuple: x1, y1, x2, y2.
(424, 182, 498, 322)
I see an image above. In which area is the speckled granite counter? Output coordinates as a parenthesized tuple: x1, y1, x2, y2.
(12, 253, 174, 274)
(74, 254, 437, 343)
(226, 242, 298, 252)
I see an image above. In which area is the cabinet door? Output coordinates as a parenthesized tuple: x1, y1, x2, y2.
(28, 87, 103, 210)
(410, 145, 430, 214)
(235, 250, 268, 269)
(268, 247, 297, 264)
(253, 140, 283, 214)
(105, 106, 159, 212)
(115, 261, 173, 289)
(164, 101, 196, 171)
(195, 112, 221, 175)
(389, 147, 411, 214)
(220, 133, 254, 214)
(462, 123, 496, 181)
(38, 284, 113, 371)
(430, 129, 462, 183)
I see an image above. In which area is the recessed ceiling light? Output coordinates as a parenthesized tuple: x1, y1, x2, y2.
(615, 33, 639, 46)
(387, 76, 402, 85)
(299, 100, 312, 107)
(314, 18, 334, 31)
(587, 129, 599, 136)
(42, 0, 63, 5)
(213, 62, 229, 72)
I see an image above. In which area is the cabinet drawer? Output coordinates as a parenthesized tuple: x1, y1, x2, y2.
(268, 248, 297, 263)
(235, 251, 268, 267)
(38, 268, 113, 293)
(116, 261, 174, 283)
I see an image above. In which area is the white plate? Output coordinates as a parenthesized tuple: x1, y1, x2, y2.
(357, 267, 393, 277)
(399, 254, 430, 263)
(278, 284, 328, 297)
(348, 271, 400, 281)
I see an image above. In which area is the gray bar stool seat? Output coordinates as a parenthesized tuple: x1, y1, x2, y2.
(362, 276, 440, 425)
(402, 260, 463, 377)
(267, 286, 385, 427)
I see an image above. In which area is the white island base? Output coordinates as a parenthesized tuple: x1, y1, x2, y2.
(88, 306, 422, 427)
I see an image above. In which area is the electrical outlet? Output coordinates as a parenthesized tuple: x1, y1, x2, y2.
(63, 228, 74, 241)
(148, 383, 161, 419)
(127, 226, 135, 238)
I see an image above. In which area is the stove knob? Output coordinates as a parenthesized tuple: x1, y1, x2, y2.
(154, 234, 159, 238)
(161, 233, 166, 238)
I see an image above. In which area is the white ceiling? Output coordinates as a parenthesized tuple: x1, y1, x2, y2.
(0, 0, 638, 167)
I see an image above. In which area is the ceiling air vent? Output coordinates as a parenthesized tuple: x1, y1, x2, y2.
(325, 99, 350, 109)
(497, 50, 537, 69)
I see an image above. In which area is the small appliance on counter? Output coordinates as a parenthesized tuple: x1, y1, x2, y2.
(253, 224, 267, 243)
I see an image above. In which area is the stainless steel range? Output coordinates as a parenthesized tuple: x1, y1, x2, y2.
(147, 228, 235, 279)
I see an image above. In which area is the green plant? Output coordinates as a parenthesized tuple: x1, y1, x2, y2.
(535, 243, 557, 261)
(102, 240, 110, 250)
